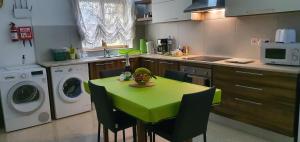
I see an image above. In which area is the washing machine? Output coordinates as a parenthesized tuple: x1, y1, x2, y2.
(50, 64, 91, 119)
(0, 65, 51, 132)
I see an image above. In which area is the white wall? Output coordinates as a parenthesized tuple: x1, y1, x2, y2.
(0, 0, 35, 67)
(146, 12, 300, 59)
(0, 0, 76, 67)
(31, 0, 75, 26)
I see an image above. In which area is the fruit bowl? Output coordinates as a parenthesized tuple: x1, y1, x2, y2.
(132, 68, 156, 86)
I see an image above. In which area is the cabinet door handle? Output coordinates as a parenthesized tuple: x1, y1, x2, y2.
(235, 84, 263, 91)
(121, 60, 134, 63)
(153, 0, 174, 4)
(144, 60, 154, 63)
(96, 62, 113, 66)
(104, 62, 114, 65)
(234, 98, 263, 106)
(246, 9, 275, 14)
(235, 71, 263, 76)
(159, 61, 173, 65)
(96, 63, 105, 66)
(167, 17, 178, 21)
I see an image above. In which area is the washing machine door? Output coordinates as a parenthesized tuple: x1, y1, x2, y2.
(8, 81, 45, 114)
(58, 75, 83, 103)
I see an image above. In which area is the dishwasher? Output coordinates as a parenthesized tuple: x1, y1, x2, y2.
(180, 66, 212, 87)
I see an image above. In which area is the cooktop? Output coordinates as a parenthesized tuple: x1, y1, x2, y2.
(185, 56, 231, 62)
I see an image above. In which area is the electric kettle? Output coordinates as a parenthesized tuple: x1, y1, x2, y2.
(275, 29, 296, 43)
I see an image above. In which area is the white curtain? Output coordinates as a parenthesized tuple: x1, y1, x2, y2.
(72, 0, 136, 48)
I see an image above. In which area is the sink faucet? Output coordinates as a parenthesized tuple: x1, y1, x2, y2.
(104, 48, 111, 58)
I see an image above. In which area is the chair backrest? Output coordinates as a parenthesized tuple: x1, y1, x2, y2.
(164, 70, 186, 82)
(88, 81, 116, 130)
(100, 69, 124, 78)
(172, 87, 216, 142)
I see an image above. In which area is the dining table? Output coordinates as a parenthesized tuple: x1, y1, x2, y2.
(84, 76, 221, 142)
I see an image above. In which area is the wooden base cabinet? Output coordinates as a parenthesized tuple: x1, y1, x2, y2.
(158, 60, 179, 76)
(89, 58, 140, 79)
(140, 58, 159, 75)
(212, 66, 298, 137)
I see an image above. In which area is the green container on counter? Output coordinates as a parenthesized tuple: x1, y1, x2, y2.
(139, 39, 147, 54)
(51, 49, 68, 61)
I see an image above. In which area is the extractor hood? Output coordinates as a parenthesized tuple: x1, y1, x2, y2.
(184, 0, 225, 13)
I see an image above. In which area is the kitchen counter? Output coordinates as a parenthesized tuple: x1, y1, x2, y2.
(39, 54, 300, 74)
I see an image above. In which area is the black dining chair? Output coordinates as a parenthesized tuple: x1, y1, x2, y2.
(88, 81, 137, 142)
(150, 87, 216, 142)
(164, 70, 187, 82)
(100, 69, 124, 78)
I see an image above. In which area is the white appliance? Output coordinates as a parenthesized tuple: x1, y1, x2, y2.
(0, 65, 51, 132)
(260, 42, 300, 66)
(50, 64, 91, 119)
(275, 29, 296, 43)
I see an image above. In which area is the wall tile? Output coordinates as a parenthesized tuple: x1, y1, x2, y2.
(235, 14, 278, 59)
(177, 21, 204, 54)
(202, 18, 237, 57)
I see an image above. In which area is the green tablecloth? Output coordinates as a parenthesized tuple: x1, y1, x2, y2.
(84, 77, 221, 123)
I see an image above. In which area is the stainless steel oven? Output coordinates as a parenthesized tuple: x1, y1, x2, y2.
(180, 66, 212, 87)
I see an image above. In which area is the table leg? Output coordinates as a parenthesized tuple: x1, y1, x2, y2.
(103, 127, 109, 142)
(137, 120, 146, 142)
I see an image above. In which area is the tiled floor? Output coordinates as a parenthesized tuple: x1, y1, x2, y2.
(0, 110, 273, 142)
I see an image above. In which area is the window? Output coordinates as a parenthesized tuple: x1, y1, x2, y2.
(74, 0, 135, 49)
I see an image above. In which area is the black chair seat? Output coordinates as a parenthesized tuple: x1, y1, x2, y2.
(114, 110, 137, 131)
(152, 119, 176, 141)
(88, 81, 137, 142)
(100, 69, 124, 78)
(164, 70, 186, 82)
(150, 87, 216, 142)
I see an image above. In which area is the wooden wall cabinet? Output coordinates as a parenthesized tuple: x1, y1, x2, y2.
(152, 0, 194, 23)
(212, 65, 298, 136)
(226, 0, 300, 16)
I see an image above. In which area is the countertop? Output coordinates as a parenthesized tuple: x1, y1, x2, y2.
(39, 54, 300, 74)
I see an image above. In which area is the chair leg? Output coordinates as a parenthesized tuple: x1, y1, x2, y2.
(98, 123, 101, 142)
(152, 132, 155, 142)
(133, 126, 137, 142)
(123, 130, 126, 142)
(204, 132, 207, 142)
(115, 132, 118, 142)
(149, 132, 152, 142)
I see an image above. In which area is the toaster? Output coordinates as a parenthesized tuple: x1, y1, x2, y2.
(275, 29, 296, 43)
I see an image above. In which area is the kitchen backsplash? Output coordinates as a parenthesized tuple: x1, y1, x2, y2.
(145, 11, 300, 59)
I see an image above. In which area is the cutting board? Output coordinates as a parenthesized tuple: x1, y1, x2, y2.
(225, 58, 254, 64)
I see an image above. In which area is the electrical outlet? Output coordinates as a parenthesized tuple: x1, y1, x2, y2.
(251, 37, 260, 46)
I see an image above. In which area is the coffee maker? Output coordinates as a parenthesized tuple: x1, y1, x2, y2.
(157, 38, 173, 55)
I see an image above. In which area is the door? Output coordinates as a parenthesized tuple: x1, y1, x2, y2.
(58, 76, 83, 103)
(8, 81, 45, 114)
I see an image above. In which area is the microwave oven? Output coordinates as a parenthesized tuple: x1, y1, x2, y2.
(260, 42, 300, 66)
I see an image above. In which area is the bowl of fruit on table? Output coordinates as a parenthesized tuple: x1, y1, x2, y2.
(132, 68, 156, 86)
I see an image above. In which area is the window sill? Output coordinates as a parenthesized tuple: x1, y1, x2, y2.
(82, 45, 128, 52)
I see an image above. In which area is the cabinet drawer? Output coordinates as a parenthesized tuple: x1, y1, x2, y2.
(214, 79, 296, 106)
(213, 66, 297, 91)
(213, 89, 295, 136)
